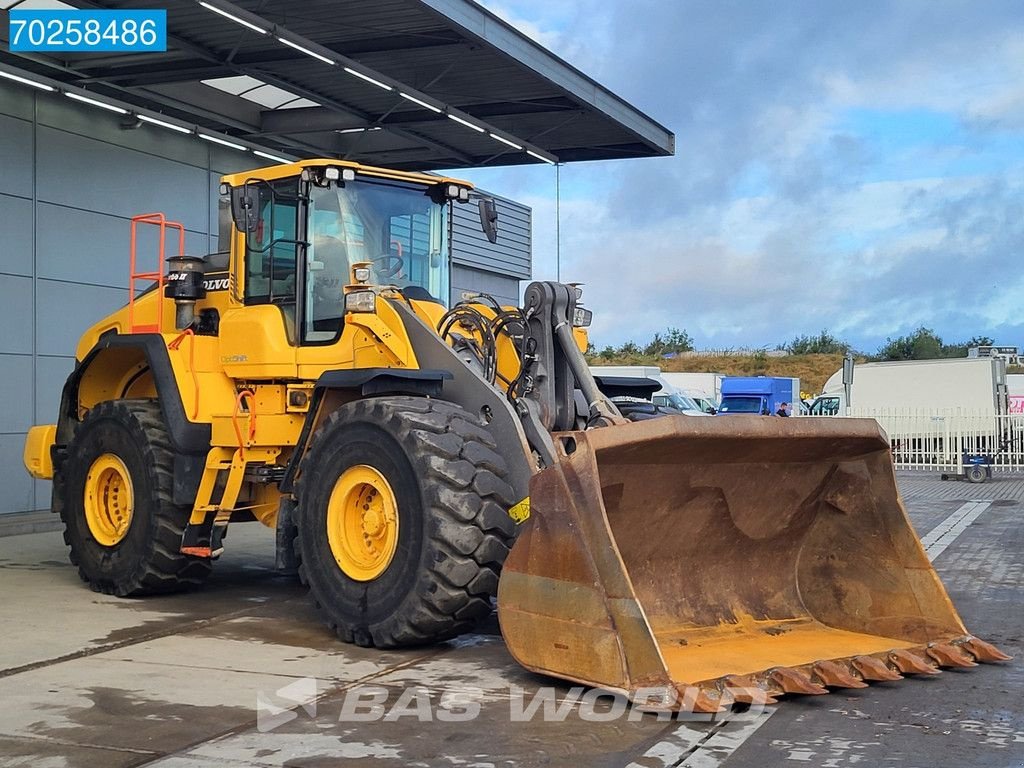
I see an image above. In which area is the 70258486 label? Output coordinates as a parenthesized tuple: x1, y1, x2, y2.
(8, 9, 167, 53)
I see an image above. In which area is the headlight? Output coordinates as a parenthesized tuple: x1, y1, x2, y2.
(572, 307, 592, 327)
(344, 290, 376, 313)
(353, 266, 371, 283)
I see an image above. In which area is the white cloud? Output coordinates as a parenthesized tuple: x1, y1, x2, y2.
(455, 1, 1024, 352)
(473, 0, 562, 49)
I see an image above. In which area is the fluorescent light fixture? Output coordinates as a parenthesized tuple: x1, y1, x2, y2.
(343, 67, 393, 91)
(527, 149, 556, 165)
(336, 126, 382, 134)
(489, 132, 522, 150)
(278, 37, 335, 65)
(0, 69, 55, 92)
(198, 1, 268, 34)
(66, 92, 127, 114)
(199, 133, 247, 151)
(253, 150, 291, 163)
(399, 92, 442, 114)
(447, 113, 484, 133)
(138, 114, 192, 134)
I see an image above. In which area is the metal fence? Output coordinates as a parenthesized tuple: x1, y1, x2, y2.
(802, 409, 1024, 473)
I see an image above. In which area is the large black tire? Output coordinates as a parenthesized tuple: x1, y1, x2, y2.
(55, 400, 212, 596)
(966, 464, 988, 484)
(295, 396, 517, 647)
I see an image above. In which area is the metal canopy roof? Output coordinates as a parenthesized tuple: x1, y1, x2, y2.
(0, 0, 675, 170)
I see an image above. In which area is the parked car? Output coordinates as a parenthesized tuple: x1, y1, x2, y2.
(660, 372, 723, 413)
(592, 375, 707, 420)
(590, 365, 712, 414)
(652, 391, 708, 416)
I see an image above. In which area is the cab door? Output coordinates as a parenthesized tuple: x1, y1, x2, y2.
(220, 178, 300, 380)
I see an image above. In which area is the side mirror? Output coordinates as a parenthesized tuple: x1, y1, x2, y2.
(478, 198, 498, 244)
(230, 184, 259, 233)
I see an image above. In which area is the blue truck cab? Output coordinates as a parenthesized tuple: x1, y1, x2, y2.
(717, 376, 797, 415)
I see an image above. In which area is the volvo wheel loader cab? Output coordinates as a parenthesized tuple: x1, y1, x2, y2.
(24, 157, 1007, 710)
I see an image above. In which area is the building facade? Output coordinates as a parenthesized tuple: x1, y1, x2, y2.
(0, 79, 530, 515)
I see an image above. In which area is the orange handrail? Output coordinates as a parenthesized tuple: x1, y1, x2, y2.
(128, 213, 186, 334)
(232, 389, 257, 454)
(167, 328, 199, 420)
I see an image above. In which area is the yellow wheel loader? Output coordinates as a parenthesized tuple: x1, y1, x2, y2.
(23, 159, 1008, 711)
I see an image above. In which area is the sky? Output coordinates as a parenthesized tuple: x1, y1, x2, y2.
(443, 0, 1024, 354)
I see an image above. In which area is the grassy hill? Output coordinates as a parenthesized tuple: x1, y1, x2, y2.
(586, 352, 860, 396)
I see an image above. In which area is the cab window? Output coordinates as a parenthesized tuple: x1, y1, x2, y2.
(244, 179, 300, 308)
(811, 397, 840, 416)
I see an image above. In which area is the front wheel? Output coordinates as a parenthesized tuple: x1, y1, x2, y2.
(56, 400, 211, 596)
(294, 397, 517, 647)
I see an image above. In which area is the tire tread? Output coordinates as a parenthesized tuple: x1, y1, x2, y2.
(57, 399, 211, 596)
(295, 396, 517, 648)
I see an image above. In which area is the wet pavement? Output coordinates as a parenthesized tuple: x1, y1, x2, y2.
(0, 473, 1021, 768)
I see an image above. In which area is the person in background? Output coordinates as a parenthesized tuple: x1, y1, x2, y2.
(776, 402, 791, 417)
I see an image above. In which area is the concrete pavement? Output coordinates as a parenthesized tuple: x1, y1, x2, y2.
(0, 475, 1021, 767)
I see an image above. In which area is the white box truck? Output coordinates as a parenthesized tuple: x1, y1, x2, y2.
(809, 358, 1011, 475)
(809, 357, 1008, 416)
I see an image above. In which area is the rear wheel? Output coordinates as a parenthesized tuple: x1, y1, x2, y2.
(966, 464, 988, 483)
(295, 396, 516, 647)
(56, 400, 212, 596)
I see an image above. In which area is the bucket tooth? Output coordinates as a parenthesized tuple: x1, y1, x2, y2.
(890, 649, 940, 675)
(962, 637, 1013, 663)
(927, 643, 978, 668)
(851, 655, 903, 682)
(770, 667, 828, 695)
(678, 686, 726, 714)
(722, 675, 778, 705)
(813, 660, 868, 689)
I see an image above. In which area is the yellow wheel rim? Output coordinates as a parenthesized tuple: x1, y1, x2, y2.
(83, 453, 135, 546)
(326, 464, 399, 581)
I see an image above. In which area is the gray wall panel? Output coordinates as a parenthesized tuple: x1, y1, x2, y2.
(36, 280, 127, 357)
(0, 114, 32, 199)
(0, 355, 33, 434)
(36, 127, 210, 231)
(451, 265, 521, 307)
(36, 204, 129, 289)
(0, 193, 34, 277)
(211, 148, 261, 176)
(0, 81, 34, 121)
(0, 434, 33, 514)
(36, 95, 208, 169)
(0, 275, 34, 355)
(37, 204, 212, 289)
(34, 479, 53, 513)
(451, 195, 531, 280)
(35, 356, 74, 426)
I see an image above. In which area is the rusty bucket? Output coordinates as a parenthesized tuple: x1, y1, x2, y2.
(497, 416, 1009, 710)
